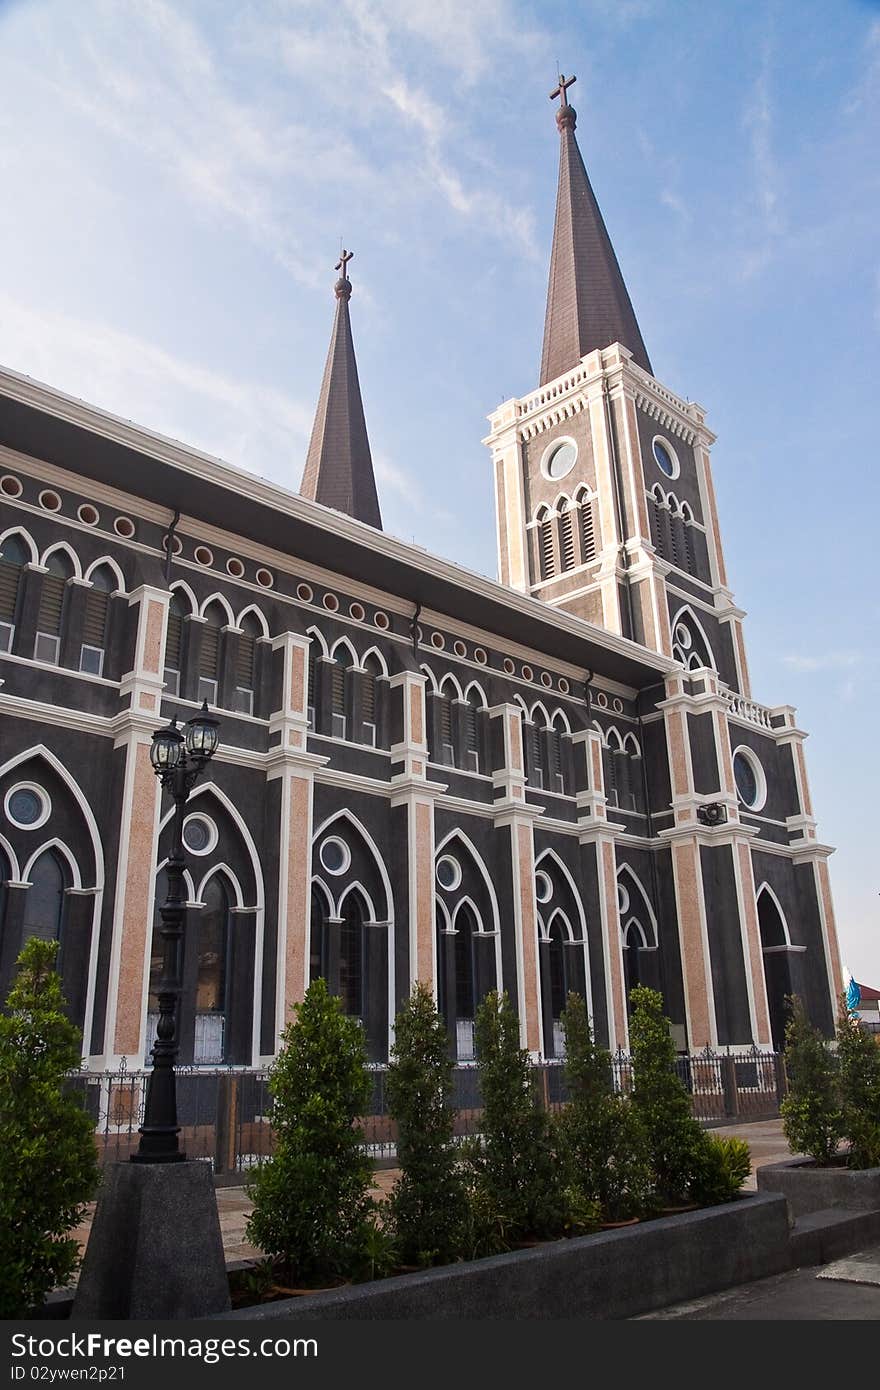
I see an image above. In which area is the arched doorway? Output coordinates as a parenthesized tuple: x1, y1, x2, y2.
(758, 887, 794, 1049)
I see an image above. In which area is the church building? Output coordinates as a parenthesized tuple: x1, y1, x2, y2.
(0, 77, 842, 1070)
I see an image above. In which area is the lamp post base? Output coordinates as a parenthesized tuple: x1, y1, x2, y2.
(71, 1160, 230, 1319)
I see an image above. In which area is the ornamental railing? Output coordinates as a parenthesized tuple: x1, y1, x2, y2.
(66, 1046, 784, 1183)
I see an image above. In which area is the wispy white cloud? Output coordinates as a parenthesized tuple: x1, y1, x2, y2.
(782, 651, 863, 673)
(739, 35, 785, 280)
(0, 293, 312, 481)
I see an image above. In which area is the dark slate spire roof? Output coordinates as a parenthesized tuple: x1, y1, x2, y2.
(300, 250, 382, 530)
(540, 75, 652, 385)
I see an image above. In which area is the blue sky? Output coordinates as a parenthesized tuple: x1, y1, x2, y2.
(0, 0, 877, 983)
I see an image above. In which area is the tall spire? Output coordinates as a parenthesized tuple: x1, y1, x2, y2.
(540, 74, 652, 385)
(300, 250, 382, 530)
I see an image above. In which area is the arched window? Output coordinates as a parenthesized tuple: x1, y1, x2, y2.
(309, 885, 329, 985)
(164, 591, 189, 697)
(463, 686, 483, 773)
(34, 551, 74, 664)
(0, 534, 28, 654)
(453, 904, 477, 1057)
(23, 848, 67, 943)
(330, 648, 352, 740)
(339, 890, 366, 1020)
(577, 491, 597, 564)
(234, 612, 261, 715)
(194, 875, 230, 1062)
(80, 563, 115, 677)
(361, 653, 383, 747)
(198, 601, 226, 706)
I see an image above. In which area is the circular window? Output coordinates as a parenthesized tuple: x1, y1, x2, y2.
(521, 665, 533, 682)
(535, 870, 553, 904)
(374, 611, 390, 630)
(613, 698, 623, 714)
(78, 504, 99, 526)
(319, 836, 350, 876)
(39, 490, 62, 512)
(1, 475, 22, 498)
(194, 545, 213, 567)
(503, 658, 515, 675)
(226, 558, 245, 578)
(182, 814, 217, 856)
(674, 623, 692, 651)
(652, 437, 679, 479)
(596, 692, 608, 709)
(540, 672, 552, 688)
(474, 647, 488, 665)
(5, 783, 50, 830)
(296, 582, 313, 602)
(733, 748, 766, 812)
(256, 568, 274, 589)
(436, 855, 462, 891)
(430, 632, 445, 650)
(617, 882, 630, 914)
(114, 516, 136, 539)
(542, 437, 578, 481)
(558, 678, 569, 695)
(322, 593, 339, 612)
(349, 602, 365, 621)
(163, 532, 183, 556)
(453, 640, 467, 658)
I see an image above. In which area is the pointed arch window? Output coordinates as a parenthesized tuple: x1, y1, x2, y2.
(339, 890, 366, 1020)
(463, 687, 483, 773)
(538, 510, 555, 580)
(35, 551, 74, 665)
(361, 652, 383, 747)
(24, 848, 67, 944)
(330, 647, 351, 740)
(80, 564, 115, 677)
(578, 494, 597, 564)
(0, 534, 28, 654)
(164, 591, 188, 697)
(234, 612, 261, 716)
(198, 601, 225, 706)
(194, 874, 230, 1062)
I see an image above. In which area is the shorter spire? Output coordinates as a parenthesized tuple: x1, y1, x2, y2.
(299, 250, 383, 530)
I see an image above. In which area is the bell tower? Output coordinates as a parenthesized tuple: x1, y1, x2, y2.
(485, 75, 751, 697)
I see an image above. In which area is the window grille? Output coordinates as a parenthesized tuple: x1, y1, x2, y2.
(199, 622, 219, 680)
(236, 631, 255, 691)
(83, 587, 109, 649)
(362, 670, 375, 723)
(330, 662, 345, 715)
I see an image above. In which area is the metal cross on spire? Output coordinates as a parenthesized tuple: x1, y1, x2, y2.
(335, 248, 353, 279)
(550, 72, 576, 106)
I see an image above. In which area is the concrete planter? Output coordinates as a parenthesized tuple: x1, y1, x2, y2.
(757, 1157, 880, 1218)
(223, 1193, 791, 1322)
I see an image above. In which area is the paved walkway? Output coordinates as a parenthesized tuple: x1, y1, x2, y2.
(640, 1247, 880, 1320)
(71, 1118, 792, 1267)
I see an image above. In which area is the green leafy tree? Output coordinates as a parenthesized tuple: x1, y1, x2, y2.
(246, 977, 374, 1285)
(0, 938, 100, 1318)
(466, 990, 566, 1241)
(559, 993, 650, 1221)
(385, 983, 466, 1266)
(629, 985, 706, 1206)
(836, 999, 880, 1170)
(780, 994, 843, 1166)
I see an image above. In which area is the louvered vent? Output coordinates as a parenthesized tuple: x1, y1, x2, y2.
(166, 609, 182, 670)
(0, 560, 20, 623)
(200, 623, 220, 679)
(331, 662, 345, 714)
(236, 632, 255, 689)
(580, 499, 596, 562)
(362, 671, 375, 723)
(83, 589, 108, 648)
(36, 573, 65, 635)
(684, 526, 696, 577)
(560, 511, 576, 571)
(440, 696, 452, 745)
(539, 519, 555, 580)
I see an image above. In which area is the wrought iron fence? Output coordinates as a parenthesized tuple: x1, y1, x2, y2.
(67, 1046, 785, 1183)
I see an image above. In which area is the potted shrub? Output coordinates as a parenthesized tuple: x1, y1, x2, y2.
(385, 983, 466, 1267)
(464, 990, 567, 1243)
(628, 985, 709, 1209)
(246, 977, 375, 1290)
(759, 994, 880, 1215)
(558, 992, 650, 1223)
(0, 938, 100, 1318)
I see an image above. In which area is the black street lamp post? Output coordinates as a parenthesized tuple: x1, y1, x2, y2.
(132, 701, 220, 1164)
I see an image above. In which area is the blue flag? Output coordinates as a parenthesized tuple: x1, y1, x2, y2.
(846, 976, 861, 1013)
